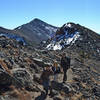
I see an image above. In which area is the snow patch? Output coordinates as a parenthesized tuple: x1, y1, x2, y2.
(97, 49, 100, 53)
(53, 43, 62, 50)
(18, 26, 22, 29)
(45, 26, 57, 32)
(46, 31, 80, 50)
(64, 23, 72, 28)
(0, 33, 26, 45)
(67, 23, 72, 27)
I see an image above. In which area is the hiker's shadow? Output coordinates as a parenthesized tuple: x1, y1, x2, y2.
(35, 91, 47, 100)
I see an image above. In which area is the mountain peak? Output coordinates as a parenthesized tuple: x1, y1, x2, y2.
(46, 22, 100, 51)
(33, 18, 42, 21)
(14, 18, 57, 45)
(30, 18, 45, 24)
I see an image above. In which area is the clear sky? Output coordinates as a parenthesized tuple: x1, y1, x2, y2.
(0, 0, 100, 33)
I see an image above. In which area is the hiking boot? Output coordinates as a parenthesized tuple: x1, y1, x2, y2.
(49, 92, 54, 98)
(62, 81, 66, 84)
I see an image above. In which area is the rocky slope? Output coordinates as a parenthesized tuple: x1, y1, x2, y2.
(0, 22, 100, 100)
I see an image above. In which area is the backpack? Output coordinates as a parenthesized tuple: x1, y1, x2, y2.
(61, 56, 71, 69)
(40, 70, 51, 81)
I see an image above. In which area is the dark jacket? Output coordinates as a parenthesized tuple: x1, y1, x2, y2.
(52, 67, 60, 74)
(61, 56, 70, 70)
(41, 70, 53, 82)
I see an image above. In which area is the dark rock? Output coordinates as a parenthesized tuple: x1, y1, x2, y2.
(53, 97, 62, 100)
(92, 87, 100, 97)
(30, 64, 38, 72)
(0, 69, 12, 93)
(12, 68, 33, 88)
(33, 74, 41, 84)
(35, 91, 47, 100)
(51, 81, 69, 94)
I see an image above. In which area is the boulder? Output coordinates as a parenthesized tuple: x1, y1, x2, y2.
(12, 68, 33, 89)
(51, 81, 69, 94)
(0, 69, 12, 93)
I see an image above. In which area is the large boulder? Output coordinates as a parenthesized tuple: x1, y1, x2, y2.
(0, 69, 12, 93)
(51, 81, 70, 94)
(12, 68, 33, 89)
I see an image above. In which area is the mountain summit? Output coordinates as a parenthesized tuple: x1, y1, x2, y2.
(14, 18, 57, 45)
(46, 22, 100, 55)
(0, 18, 57, 46)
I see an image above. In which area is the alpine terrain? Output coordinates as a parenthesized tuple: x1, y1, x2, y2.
(0, 20, 100, 100)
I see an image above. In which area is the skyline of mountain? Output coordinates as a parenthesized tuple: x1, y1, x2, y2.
(0, 18, 99, 34)
(0, 18, 100, 46)
(0, 18, 100, 34)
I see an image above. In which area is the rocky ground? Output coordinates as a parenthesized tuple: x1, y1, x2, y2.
(0, 35, 100, 100)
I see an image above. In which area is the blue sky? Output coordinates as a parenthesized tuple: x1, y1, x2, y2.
(0, 0, 100, 33)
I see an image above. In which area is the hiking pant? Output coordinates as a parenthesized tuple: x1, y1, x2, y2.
(63, 69, 67, 82)
(54, 74, 58, 82)
(42, 80, 49, 95)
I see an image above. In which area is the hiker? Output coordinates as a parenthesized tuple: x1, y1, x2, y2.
(52, 61, 60, 82)
(40, 65, 53, 96)
(60, 53, 70, 83)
